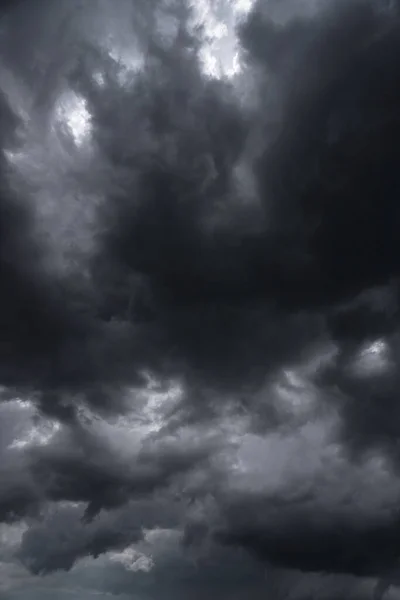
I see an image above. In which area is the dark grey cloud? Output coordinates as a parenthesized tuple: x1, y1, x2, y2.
(2, 0, 400, 598)
(17, 503, 147, 574)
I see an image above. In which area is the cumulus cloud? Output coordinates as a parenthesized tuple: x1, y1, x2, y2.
(2, 0, 400, 599)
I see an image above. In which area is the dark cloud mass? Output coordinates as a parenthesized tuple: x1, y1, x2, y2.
(2, 0, 400, 598)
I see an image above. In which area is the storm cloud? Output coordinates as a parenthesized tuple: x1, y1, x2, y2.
(1, 0, 400, 599)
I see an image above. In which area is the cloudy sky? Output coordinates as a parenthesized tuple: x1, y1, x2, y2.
(2, 0, 400, 598)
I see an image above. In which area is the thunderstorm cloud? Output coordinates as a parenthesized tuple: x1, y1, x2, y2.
(1, 0, 400, 599)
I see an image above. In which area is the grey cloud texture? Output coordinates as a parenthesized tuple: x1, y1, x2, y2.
(1, 0, 400, 599)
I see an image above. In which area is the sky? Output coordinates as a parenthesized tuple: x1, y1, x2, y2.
(1, 0, 400, 598)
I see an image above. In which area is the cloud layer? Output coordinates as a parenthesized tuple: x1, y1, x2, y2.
(1, 0, 400, 598)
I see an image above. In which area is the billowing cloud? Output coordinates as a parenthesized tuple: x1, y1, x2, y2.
(2, 0, 400, 599)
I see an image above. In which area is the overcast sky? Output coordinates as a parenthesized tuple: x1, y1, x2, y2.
(1, 0, 400, 599)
